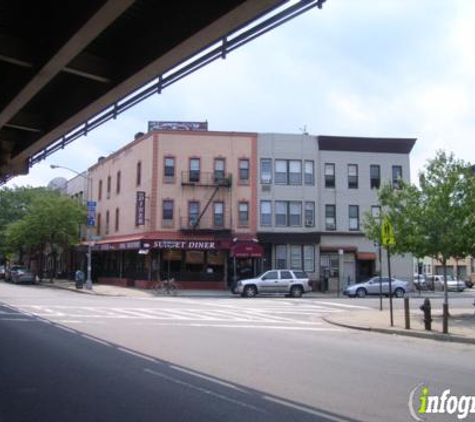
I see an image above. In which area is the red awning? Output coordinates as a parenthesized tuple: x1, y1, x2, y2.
(230, 243, 263, 258)
(357, 252, 377, 260)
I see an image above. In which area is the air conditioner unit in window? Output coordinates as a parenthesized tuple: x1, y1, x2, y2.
(305, 220, 313, 227)
(261, 176, 271, 184)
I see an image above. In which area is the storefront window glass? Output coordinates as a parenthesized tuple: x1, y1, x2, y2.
(275, 245, 287, 269)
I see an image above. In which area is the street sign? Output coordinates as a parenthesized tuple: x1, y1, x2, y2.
(381, 216, 395, 245)
(87, 217, 95, 227)
(87, 201, 97, 208)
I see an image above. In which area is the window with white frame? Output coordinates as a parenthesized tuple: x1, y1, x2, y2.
(275, 201, 287, 226)
(290, 245, 302, 270)
(348, 164, 358, 189)
(304, 245, 315, 272)
(189, 201, 199, 226)
(289, 201, 302, 227)
(371, 205, 381, 219)
(260, 201, 272, 226)
(238, 202, 249, 226)
(260, 158, 272, 184)
(289, 245, 315, 272)
(239, 159, 249, 183)
(214, 158, 225, 182)
(275, 245, 287, 269)
(370, 165, 380, 189)
(189, 158, 200, 182)
(349, 205, 359, 231)
(324, 163, 335, 188)
(275, 160, 287, 184)
(289, 160, 302, 185)
(304, 202, 315, 227)
(213, 202, 224, 226)
(162, 200, 174, 220)
(165, 157, 175, 178)
(325, 204, 336, 230)
(304, 160, 314, 185)
(392, 165, 403, 189)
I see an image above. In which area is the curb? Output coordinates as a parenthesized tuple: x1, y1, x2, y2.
(322, 316, 475, 345)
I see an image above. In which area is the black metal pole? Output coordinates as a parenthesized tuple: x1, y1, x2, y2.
(387, 246, 394, 327)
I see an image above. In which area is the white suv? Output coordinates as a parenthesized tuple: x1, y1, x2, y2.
(233, 269, 312, 298)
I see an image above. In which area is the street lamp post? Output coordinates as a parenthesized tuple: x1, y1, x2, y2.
(50, 164, 93, 290)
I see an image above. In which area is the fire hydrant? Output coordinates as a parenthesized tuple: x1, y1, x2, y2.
(419, 298, 432, 331)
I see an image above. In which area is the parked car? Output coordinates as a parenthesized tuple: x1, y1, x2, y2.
(465, 279, 473, 289)
(431, 275, 466, 292)
(413, 273, 427, 290)
(7, 265, 35, 284)
(343, 277, 412, 298)
(232, 269, 312, 298)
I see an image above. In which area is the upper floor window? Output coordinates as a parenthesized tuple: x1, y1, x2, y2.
(304, 202, 315, 227)
(107, 176, 111, 198)
(370, 165, 380, 189)
(213, 202, 224, 227)
(348, 164, 358, 189)
(238, 202, 249, 226)
(260, 201, 272, 226)
(304, 160, 314, 185)
(116, 171, 121, 194)
(188, 201, 200, 227)
(275, 201, 288, 227)
(189, 158, 200, 182)
(239, 159, 249, 183)
(162, 200, 174, 220)
(371, 205, 381, 219)
(115, 208, 120, 232)
(214, 158, 225, 182)
(165, 157, 175, 178)
(275, 160, 302, 185)
(260, 159, 272, 184)
(392, 165, 403, 189)
(105, 210, 110, 234)
(136, 161, 142, 186)
(275, 201, 302, 227)
(349, 205, 359, 231)
(325, 204, 336, 230)
(324, 164, 335, 188)
(98, 180, 103, 201)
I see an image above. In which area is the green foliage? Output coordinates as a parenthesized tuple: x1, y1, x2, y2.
(363, 150, 475, 264)
(0, 187, 86, 256)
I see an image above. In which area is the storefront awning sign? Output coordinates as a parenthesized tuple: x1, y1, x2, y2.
(231, 243, 263, 258)
(152, 240, 218, 250)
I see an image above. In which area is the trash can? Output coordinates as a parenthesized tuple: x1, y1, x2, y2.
(75, 270, 85, 289)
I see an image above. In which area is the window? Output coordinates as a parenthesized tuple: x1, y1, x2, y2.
(275, 201, 287, 227)
(370, 165, 380, 189)
(325, 204, 336, 230)
(304, 245, 315, 272)
(189, 158, 200, 182)
(275, 160, 302, 185)
(260, 159, 272, 184)
(289, 201, 302, 227)
(97, 213, 101, 235)
(136, 161, 142, 186)
(188, 201, 199, 227)
(392, 165, 403, 189)
(260, 201, 272, 226)
(165, 157, 175, 178)
(275, 160, 287, 184)
(115, 208, 120, 232)
(290, 245, 302, 270)
(105, 210, 110, 234)
(213, 202, 224, 227)
(325, 163, 335, 188)
(348, 164, 358, 189)
(321, 254, 340, 278)
(214, 158, 225, 182)
(304, 202, 315, 227)
(304, 161, 314, 185)
(239, 159, 249, 183)
(162, 200, 174, 220)
(107, 176, 111, 198)
(275, 245, 287, 269)
(349, 205, 359, 231)
(116, 171, 121, 194)
(238, 202, 249, 226)
(98, 180, 103, 201)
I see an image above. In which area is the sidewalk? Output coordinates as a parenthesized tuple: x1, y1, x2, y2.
(37, 279, 475, 344)
(323, 307, 475, 345)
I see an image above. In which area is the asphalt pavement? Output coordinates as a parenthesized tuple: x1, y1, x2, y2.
(37, 279, 475, 345)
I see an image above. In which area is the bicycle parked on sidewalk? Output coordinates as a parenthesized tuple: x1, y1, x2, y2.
(152, 278, 181, 295)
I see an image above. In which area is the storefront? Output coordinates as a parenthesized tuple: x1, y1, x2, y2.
(229, 242, 264, 286)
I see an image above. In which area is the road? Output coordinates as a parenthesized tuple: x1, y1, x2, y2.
(0, 281, 473, 422)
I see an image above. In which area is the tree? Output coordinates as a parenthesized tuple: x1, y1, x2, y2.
(363, 151, 475, 333)
(3, 189, 86, 280)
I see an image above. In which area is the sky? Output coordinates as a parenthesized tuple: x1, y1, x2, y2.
(6, 0, 475, 188)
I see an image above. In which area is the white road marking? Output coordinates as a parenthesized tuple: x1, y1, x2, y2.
(144, 368, 266, 413)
